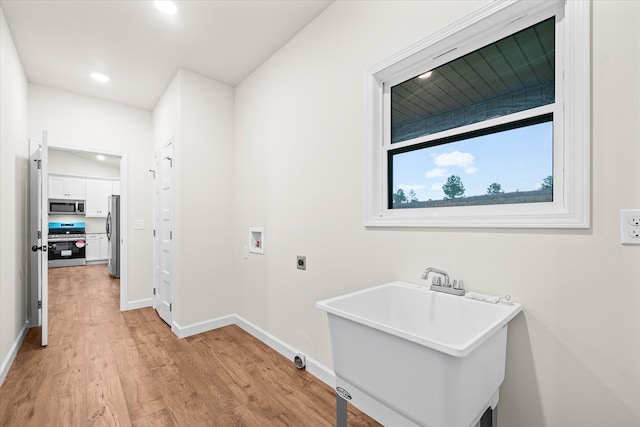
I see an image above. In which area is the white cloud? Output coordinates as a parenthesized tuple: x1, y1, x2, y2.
(465, 167, 478, 174)
(430, 182, 444, 191)
(426, 168, 447, 178)
(434, 151, 475, 169)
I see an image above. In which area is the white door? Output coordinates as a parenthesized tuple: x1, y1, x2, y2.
(29, 132, 49, 347)
(152, 139, 173, 326)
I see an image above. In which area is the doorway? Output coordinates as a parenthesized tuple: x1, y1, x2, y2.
(29, 139, 129, 343)
(48, 144, 129, 312)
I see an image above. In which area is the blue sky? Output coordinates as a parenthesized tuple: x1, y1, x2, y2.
(392, 121, 553, 201)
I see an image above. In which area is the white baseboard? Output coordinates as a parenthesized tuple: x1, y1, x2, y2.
(173, 314, 235, 339)
(171, 314, 336, 388)
(0, 320, 29, 387)
(124, 298, 153, 311)
(233, 315, 335, 388)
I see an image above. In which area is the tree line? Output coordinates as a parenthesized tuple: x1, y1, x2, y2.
(393, 175, 553, 204)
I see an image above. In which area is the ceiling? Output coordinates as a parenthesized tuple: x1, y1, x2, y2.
(0, 0, 333, 110)
(391, 17, 555, 143)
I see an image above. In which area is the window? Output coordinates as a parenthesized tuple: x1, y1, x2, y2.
(364, 0, 590, 228)
(390, 115, 554, 209)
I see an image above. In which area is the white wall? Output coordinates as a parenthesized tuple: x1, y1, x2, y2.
(152, 69, 235, 328)
(28, 84, 153, 304)
(0, 6, 29, 382)
(233, 1, 640, 426)
(152, 70, 180, 153)
(48, 149, 120, 178)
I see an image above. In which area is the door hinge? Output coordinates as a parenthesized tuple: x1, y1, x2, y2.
(153, 288, 156, 295)
(36, 159, 42, 169)
(38, 300, 42, 309)
(153, 229, 156, 237)
(170, 231, 173, 240)
(169, 303, 172, 312)
(38, 230, 42, 239)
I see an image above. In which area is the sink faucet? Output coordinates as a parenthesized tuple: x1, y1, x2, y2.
(422, 267, 465, 296)
(422, 267, 450, 287)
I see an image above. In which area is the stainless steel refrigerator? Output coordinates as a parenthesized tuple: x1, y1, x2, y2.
(106, 195, 120, 278)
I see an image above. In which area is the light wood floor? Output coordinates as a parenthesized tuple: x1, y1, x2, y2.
(0, 265, 380, 426)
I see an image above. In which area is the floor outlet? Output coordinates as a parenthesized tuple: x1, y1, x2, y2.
(294, 353, 306, 369)
(621, 209, 640, 245)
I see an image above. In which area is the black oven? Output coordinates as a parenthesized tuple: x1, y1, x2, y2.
(48, 238, 86, 267)
(48, 222, 87, 268)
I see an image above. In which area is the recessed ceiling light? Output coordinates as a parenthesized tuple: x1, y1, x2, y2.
(96, 155, 106, 161)
(154, 1, 177, 15)
(418, 71, 433, 79)
(91, 72, 110, 83)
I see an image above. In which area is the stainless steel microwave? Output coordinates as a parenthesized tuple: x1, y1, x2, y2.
(48, 199, 85, 215)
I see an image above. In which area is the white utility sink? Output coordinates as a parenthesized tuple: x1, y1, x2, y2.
(316, 281, 522, 427)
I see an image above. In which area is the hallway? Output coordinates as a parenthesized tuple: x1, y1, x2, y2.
(0, 265, 379, 426)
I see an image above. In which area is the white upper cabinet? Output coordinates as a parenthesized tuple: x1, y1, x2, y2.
(85, 179, 113, 217)
(49, 175, 85, 199)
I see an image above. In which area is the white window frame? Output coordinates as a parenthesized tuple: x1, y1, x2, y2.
(364, 0, 590, 228)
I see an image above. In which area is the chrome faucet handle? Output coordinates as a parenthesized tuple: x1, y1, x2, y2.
(432, 276, 442, 287)
(453, 279, 464, 290)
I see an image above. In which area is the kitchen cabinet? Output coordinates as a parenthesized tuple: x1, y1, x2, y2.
(112, 180, 121, 195)
(85, 179, 113, 217)
(86, 233, 109, 261)
(85, 234, 99, 261)
(100, 233, 109, 260)
(49, 175, 85, 199)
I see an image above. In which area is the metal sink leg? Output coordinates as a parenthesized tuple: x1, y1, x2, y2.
(480, 405, 498, 427)
(337, 393, 348, 427)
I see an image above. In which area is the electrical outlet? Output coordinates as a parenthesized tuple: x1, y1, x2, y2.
(297, 255, 306, 270)
(621, 209, 640, 245)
